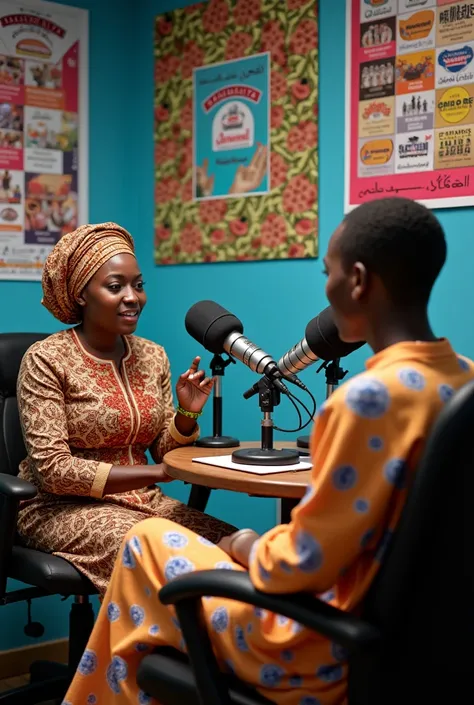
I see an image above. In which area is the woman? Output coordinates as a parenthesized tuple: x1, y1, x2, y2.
(17, 222, 235, 595)
(64, 199, 474, 705)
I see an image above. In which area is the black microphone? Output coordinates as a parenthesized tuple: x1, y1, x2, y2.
(277, 306, 364, 377)
(185, 300, 305, 393)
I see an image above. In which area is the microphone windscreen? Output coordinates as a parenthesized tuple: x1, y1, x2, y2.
(305, 306, 365, 361)
(185, 300, 243, 354)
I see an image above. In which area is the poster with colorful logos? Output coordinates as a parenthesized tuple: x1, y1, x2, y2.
(0, 0, 88, 280)
(345, 0, 474, 211)
(193, 53, 270, 200)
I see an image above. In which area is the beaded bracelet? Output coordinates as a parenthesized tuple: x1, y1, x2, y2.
(176, 404, 203, 420)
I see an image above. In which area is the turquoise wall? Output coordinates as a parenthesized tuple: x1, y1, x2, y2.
(1, 0, 472, 651)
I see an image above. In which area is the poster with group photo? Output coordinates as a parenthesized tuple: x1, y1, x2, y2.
(345, 0, 474, 211)
(0, 0, 88, 280)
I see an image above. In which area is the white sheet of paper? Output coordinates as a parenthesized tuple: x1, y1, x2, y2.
(192, 455, 312, 475)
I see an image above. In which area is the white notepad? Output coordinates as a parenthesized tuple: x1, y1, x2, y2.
(192, 454, 312, 475)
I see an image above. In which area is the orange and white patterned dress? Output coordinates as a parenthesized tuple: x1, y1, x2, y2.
(17, 328, 234, 594)
(63, 339, 474, 705)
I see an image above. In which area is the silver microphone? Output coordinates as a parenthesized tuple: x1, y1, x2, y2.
(278, 337, 319, 376)
(223, 332, 277, 376)
(278, 307, 365, 376)
(184, 300, 306, 393)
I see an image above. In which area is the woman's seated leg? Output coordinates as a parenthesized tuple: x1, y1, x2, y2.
(63, 517, 245, 704)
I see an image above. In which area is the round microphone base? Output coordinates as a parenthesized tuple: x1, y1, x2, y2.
(196, 435, 240, 449)
(232, 448, 299, 466)
(296, 435, 310, 449)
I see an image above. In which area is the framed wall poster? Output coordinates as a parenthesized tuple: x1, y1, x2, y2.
(0, 0, 88, 280)
(345, 0, 474, 212)
(193, 52, 270, 201)
(154, 0, 318, 265)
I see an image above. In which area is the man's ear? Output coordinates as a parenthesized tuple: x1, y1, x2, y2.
(351, 261, 367, 302)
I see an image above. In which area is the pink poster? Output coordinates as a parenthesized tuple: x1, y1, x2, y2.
(345, 0, 474, 211)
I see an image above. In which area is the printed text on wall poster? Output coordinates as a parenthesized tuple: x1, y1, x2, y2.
(0, 0, 88, 280)
(346, 0, 474, 211)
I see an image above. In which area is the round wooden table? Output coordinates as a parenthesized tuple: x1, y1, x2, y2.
(164, 441, 312, 523)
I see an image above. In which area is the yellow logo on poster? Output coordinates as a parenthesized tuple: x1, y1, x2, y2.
(434, 126, 474, 169)
(360, 139, 394, 164)
(399, 10, 435, 41)
(437, 86, 473, 124)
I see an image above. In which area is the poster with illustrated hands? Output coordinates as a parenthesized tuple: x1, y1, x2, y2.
(346, 0, 474, 211)
(193, 53, 270, 200)
(154, 0, 318, 265)
(0, 0, 88, 280)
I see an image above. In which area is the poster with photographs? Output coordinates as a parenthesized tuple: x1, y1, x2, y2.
(345, 0, 474, 211)
(0, 0, 88, 280)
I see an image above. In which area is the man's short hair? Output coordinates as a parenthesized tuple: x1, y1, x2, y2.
(339, 197, 447, 305)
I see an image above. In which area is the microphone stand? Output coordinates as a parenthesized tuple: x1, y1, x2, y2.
(296, 358, 347, 449)
(232, 376, 300, 466)
(196, 353, 240, 448)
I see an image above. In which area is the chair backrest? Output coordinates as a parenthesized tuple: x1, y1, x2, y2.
(353, 378, 474, 704)
(0, 333, 49, 476)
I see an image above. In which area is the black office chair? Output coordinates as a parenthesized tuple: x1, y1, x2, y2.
(137, 378, 474, 705)
(0, 333, 98, 704)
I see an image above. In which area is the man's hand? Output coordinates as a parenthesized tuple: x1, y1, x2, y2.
(218, 529, 260, 567)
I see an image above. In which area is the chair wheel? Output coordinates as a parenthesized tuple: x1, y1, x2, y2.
(29, 659, 68, 682)
(29, 662, 43, 683)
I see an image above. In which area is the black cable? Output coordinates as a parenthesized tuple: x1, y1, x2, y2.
(286, 386, 317, 429)
(296, 386, 317, 423)
(274, 392, 303, 433)
(274, 386, 317, 433)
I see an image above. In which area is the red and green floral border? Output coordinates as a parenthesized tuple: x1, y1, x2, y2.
(154, 0, 318, 264)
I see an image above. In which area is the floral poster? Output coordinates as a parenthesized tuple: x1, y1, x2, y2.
(154, 0, 318, 265)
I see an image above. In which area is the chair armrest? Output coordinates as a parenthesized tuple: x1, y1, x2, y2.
(160, 570, 380, 652)
(0, 473, 37, 500)
(0, 473, 36, 598)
